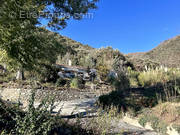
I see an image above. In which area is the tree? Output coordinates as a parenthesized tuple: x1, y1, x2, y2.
(97, 64, 109, 82)
(111, 54, 131, 90)
(0, 0, 98, 79)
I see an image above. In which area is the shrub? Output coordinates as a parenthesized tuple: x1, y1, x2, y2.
(56, 78, 67, 87)
(12, 90, 57, 135)
(137, 69, 169, 87)
(0, 99, 22, 133)
(70, 78, 79, 89)
(0, 90, 57, 135)
(139, 116, 148, 127)
(127, 67, 139, 87)
(97, 64, 110, 82)
(107, 75, 116, 85)
(33, 64, 59, 83)
(139, 114, 168, 134)
(0, 72, 15, 83)
(70, 77, 85, 89)
(112, 71, 130, 91)
(112, 55, 130, 91)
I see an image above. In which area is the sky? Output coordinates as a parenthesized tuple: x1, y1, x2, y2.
(58, 0, 180, 54)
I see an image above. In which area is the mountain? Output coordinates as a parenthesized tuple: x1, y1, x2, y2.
(127, 35, 180, 70)
(144, 36, 180, 68)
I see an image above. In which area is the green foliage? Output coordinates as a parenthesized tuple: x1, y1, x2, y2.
(0, 99, 22, 133)
(127, 67, 139, 87)
(56, 78, 67, 87)
(57, 46, 133, 76)
(70, 77, 85, 89)
(70, 78, 79, 89)
(0, 49, 17, 72)
(0, 71, 16, 83)
(37, 64, 59, 83)
(13, 91, 56, 135)
(111, 55, 131, 91)
(97, 64, 110, 82)
(0, 90, 58, 135)
(99, 90, 142, 114)
(137, 69, 169, 87)
(137, 69, 180, 101)
(0, 0, 98, 73)
(139, 116, 148, 127)
(139, 114, 168, 134)
(112, 72, 130, 91)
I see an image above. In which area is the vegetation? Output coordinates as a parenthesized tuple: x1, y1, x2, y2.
(0, 90, 100, 135)
(0, 90, 56, 134)
(99, 68, 180, 115)
(139, 113, 168, 134)
(127, 35, 180, 69)
(1, 1, 180, 133)
(139, 102, 180, 134)
(70, 77, 85, 89)
(0, 0, 98, 79)
(58, 45, 133, 79)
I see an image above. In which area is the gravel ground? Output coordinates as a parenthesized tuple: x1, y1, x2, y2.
(0, 87, 158, 135)
(33, 88, 98, 101)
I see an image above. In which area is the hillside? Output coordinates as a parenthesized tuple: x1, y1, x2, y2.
(55, 33, 132, 70)
(144, 36, 180, 67)
(127, 35, 180, 69)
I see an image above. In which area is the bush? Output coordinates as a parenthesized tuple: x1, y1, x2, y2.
(33, 64, 59, 83)
(97, 64, 110, 82)
(0, 90, 96, 135)
(13, 90, 57, 135)
(137, 69, 180, 101)
(139, 114, 168, 134)
(137, 70, 169, 87)
(0, 72, 15, 83)
(0, 90, 57, 135)
(0, 99, 22, 133)
(127, 67, 139, 87)
(70, 78, 79, 89)
(56, 78, 67, 87)
(70, 77, 85, 89)
(112, 71, 130, 91)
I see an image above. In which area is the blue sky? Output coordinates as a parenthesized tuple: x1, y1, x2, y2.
(58, 0, 180, 54)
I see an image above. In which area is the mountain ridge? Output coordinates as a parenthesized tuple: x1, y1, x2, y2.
(127, 35, 180, 69)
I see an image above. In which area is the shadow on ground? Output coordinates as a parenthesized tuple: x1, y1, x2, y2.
(99, 84, 180, 114)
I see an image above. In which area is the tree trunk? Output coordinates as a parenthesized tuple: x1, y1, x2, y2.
(16, 68, 25, 80)
(2, 64, 7, 74)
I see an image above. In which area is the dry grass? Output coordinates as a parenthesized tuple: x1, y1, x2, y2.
(138, 102, 180, 133)
(152, 102, 180, 125)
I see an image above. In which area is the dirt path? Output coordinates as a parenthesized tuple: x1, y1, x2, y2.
(33, 98, 157, 135)
(0, 88, 157, 135)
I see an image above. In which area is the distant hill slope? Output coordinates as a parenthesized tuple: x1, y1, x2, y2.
(144, 36, 180, 68)
(127, 35, 180, 69)
(126, 52, 146, 59)
(53, 32, 133, 70)
(58, 34, 95, 52)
